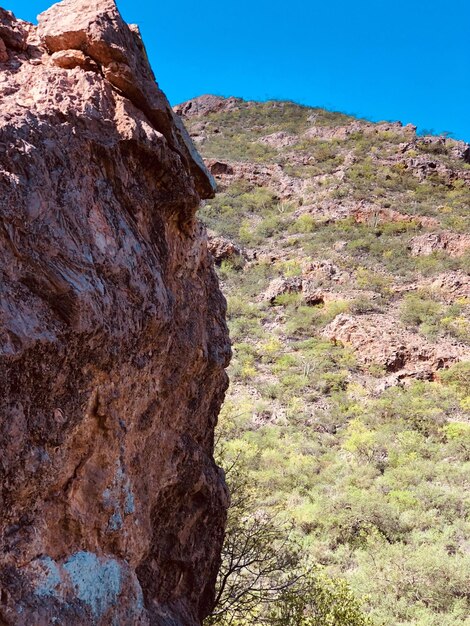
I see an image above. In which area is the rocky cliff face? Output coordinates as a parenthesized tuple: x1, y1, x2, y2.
(0, 3, 230, 625)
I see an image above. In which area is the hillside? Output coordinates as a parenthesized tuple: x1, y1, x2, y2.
(176, 95, 470, 626)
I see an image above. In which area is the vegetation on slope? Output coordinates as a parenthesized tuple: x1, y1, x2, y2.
(192, 98, 470, 626)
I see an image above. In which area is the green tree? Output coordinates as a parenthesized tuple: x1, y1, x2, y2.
(205, 447, 372, 626)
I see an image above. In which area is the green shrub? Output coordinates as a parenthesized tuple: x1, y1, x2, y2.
(440, 361, 470, 395)
(291, 214, 317, 234)
(400, 294, 470, 342)
(400, 293, 442, 327)
(197, 99, 470, 626)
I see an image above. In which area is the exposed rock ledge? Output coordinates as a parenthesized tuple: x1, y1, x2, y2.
(0, 1, 230, 625)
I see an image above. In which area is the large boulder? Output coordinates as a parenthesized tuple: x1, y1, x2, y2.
(409, 231, 470, 258)
(174, 94, 242, 119)
(0, 1, 230, 625)
(323, 313, 465, 379)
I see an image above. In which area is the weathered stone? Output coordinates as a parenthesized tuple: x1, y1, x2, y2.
(463, 145, 470, 164)
(0, 7, 27, 51)
(259, 131, 297, 148)
(409, 231, 470, 257)
(174, 94, 242, 118)
(264, 261, 348, 306)
(208, 234, 244, 265)
(351, 203, 439, 229)
(0, 36, 7, 61)
(207, 160, 234, 176)
(50, 48, 98, 70)
(323, 313, 465, 378)
(264, 277, 303, 303)
(423, 271, 470, 304)
(37, 0, 217, 201)
(0, 2, 230, 625)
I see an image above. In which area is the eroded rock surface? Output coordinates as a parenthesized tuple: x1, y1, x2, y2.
(409, 231, 470, 257)
(323, 313, 464, 379)
(207, 233, 244, 265)
(174, 95, 242, 119)
(0, 2, 230, 625)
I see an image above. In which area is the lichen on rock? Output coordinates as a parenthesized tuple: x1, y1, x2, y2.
(0, 1, 230, 625)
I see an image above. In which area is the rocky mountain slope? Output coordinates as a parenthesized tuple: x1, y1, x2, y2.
(0, 6, 229, 626)
(176, 96, 470, 625)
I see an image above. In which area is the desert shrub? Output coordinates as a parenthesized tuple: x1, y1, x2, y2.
(284, 301, 349, 337)
(275, 259, 303, 277)
(400, 293, 442, 327)
(349, 296, 383, 314)
(440, 361, 470, 395)
(199, 99, 470, 626)
(400, 293, 470, 342)
(200, 183, 284, 245)
(218, 256, 245, 280)
(291, 214, 317, 233)
(267, 571, 373, 626)
(203, 134, 278, 162)
(416, 139, 449, 155)
(372, 382, 452, 435)
(207, 442, 372, 626)
(355, 267, 392, 296)
(353, 539, 470, 625)
(285, 141, 345, 178)
(443, 422, 470, 461)
(256, 214, 288, 239)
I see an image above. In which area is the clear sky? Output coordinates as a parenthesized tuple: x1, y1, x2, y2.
(5, 0, 470, 141)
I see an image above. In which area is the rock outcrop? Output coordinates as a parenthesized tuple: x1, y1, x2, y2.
(323, 313, 464, 379)
(174, 95, 242, 119)
(0, 2, 230, 625)
(409, 231, 470, 257)
(207, 234, 244, 266)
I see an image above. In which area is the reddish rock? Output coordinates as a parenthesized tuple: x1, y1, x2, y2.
(410, 231, 470, 257)
(174, 94, 242, 119)
(50, 48, 98, 70)
(258, 131, 298, 148)
(0, 36, 7, 61)
(302, 260, 342, 282)
(37, 0, 216, 201)
(207, 160, 234, 176)
(0, 7, 27, 52)
(264, 268, 339, 306)
(352, 203, 438, 229)
(208, 234, 244, 265)
(289, 199, 441, 229)
(463, 145, 470, 164)
(424, 271, 470, 304)
(323, 313, 467, 378)
(0, 2, 230, 625)
(264, 277, 303, 303)
(214, 161, 308, 200)
(300, 284, 326, 306)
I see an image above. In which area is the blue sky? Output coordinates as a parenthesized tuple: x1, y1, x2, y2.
(6, 0, 470, 141)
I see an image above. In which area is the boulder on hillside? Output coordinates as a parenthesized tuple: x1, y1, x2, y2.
(423, 271, 470, 303)
(323, 313, 467, 379)
(208, 234, 245, 265)
(409, 232, 470, 258)
(174, 94, 242, 118)
(264, 277, 303, 303)
(463, 145, 470, 164)
(258, 131, 298, 148)
(207, 159, 234, 176)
